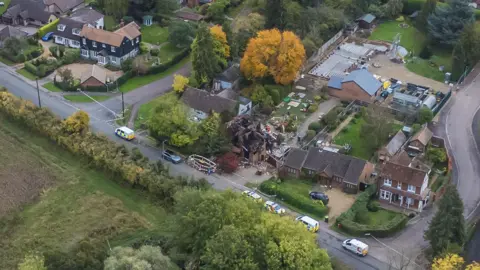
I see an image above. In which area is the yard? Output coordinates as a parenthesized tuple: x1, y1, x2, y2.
(333, 117, 402, 160)
(42, 82, 62, 92)
(64, 95, 111, 103)
(141, 25, 169, 45)
(405, 50, 452, 82)
(357, 207, 403, 226)
(0, 117, 167, 269)
(135, 91, 177, 129)
(104, 15, 116, 31)
(159, 42, 184, 62)
(272, 91, 313, 122)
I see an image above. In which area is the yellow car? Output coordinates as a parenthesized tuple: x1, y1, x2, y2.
(115, 126, 135, 141)
(265, 201, 286, 215)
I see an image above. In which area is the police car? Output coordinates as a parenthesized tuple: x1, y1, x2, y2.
(264, 201, 286, 214)
(115, 126, 135, 141)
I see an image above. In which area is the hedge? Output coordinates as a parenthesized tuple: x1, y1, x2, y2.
(147, 48, 190, 75)
(336, 185, 408, 237)
(402, 0, 480, 20)
(259, 180, 329, 218)
(38, 18, 60, 38)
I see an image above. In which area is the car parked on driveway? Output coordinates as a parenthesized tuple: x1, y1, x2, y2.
(41, 32, 54, 41)
(161, 149, 182, 164)
(309, 191, 329, 205)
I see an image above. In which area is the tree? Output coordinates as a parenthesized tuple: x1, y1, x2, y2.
(191, 23, 218, 84)
(360, 105, 394, 151)
(233, 13, 265, 33)
(104, 245, 178, 270)
(427, 0, 474, 47)
(382, 0, 403, 19)
(18, 254, 47, 270)
(232, 29, 255, 58)
(3, 36, 27, 55)
(63, 110, 90, 134)
(172, 74, 189, 93)
(417, 0, 437, 32)
(432, 253, 464, 270)
(207, 0, 230, 24)
(156, 0, 179, 18)
(284, 0, 303, 32)
(426, 147, 447, 164)
(104, 0, 128, 19)
(411, 123, 421, 135)
(265, 0, 286, 30)
(250, 85, 274, 107)
(417, 107, 433, 124)
(168, 21, 196, 48)
(57, 68, 74, 88)
(240, 29, 306, 85)
(132, 57, 149, 75)
(221, 23, 233, 52)
(217, 152, 239, 173)
(425, 185, 466, 257)
(195, 112, 231, 156)
(210, 25, 230, 68)
(451, 23, 480, 80)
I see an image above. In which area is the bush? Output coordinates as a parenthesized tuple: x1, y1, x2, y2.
(150, 48, 160, 56)
(268, 89, 281, 105)
(121, 58, 133, 72)
(419, 45, 432, 59)
(61, 49, 80, 64)
(308, 104, 318, 113)
(24, 61, 37, 74)
(308, 122, 322, 132)
(15, 54, 27, 63)
(305, 130, 316, 140)
(26, 37, 38, 46)
(259, 180, 329, 218)
(314, 95, 321, 102)
(140, 42, 149, 54)
(367, 201, 380, 212)
(122, 16, 134, 24)
(351, 118, 357, 124)
(49, 46, 58, 56)
(29, 49, 42, 59)
(38, 18, 59, 38)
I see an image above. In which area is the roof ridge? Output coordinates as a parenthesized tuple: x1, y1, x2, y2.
(387, 161, 428, 173)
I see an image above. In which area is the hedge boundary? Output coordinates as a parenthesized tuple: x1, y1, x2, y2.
(336, 185, 408, 237)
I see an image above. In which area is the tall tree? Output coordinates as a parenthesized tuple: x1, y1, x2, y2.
(207, 0, 230, 24)
(451, 23, 480, 80)
(416, 107, 434, 124)
(156, 0, 179, 18)
(427, 0, 474, 47)
(382, 0, 403, 19)
(240, 29, 306, 85)
(432, 253, 480, 270)
(195, 112, 231, 156)
(191, 23, 218, 84)
(417, 0, 437, 33)
(221, 23, 233, 52)
(210, 25, 230, 68)
(104, 245, 178, 270)
(168, 21, 196, 48)
(359, 105, 394, 151)
(265, 0, 286, 30)
(425, 185, 466, 257)
(104, 0, 128, 20)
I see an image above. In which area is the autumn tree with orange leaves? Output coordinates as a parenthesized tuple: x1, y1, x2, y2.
(240, 29, 305, 85)
(210, 25, 230, 68)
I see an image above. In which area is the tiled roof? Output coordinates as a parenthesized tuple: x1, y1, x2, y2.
(174, 10, 204, 21)
(410, 125, 433, 146)
(343, 69, 382, 96)
(44, 0, 83, 13)
(80, 25, 124, 46)
(381, 161, 427, 187)
(283, 148, 308, 170)
(0, 26, 28, 40)
(70, 7, 104, 25)
(181, 87, 237, 114)
(216, 64, 241, 83)
(80, 64, 107, 85)
(114, 22, 141, 39)
(53, 17, 84, 41)
(390, 150, 412, 166)
(385, 130, 407, 156)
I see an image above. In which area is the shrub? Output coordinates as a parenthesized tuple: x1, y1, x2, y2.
(308, 104, 318, 113)
(38, 18, 59, 38)
(49, 46, 58, 56)
(268, 89, 281, 105)
(341, 126, 349, 133)
(314, 95, 321, 102)
(121, 58, 133, 72)
(24, 61, 37, 74)
(122, 16, 134, 24)
(140, 42, 149, 54)
(308, 122, 322, 132)
(351, 118, 357, 124)
(305, 129, 316, 140)
(29, 49, 42, 59)
(61, 49, 80, 64)
(26, 37, 38, 46)
(419, 45, 432, 59)
(15, 54, 27, 63)
(150, 48, 160, 56)
(367, 201, 380, 212)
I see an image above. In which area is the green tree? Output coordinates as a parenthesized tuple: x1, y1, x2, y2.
(411, 123, 421, 135)
(360, 105, 394, 151)
(104, 0, 128, 19)
(427, 0, 474, 47)
(232, 29, 255, 58)
(425, 185, 466, 257)
(222, 23, 234, 52)
(207, 0, 230, 24)
(57, 68, 74, 88)
(382, 0, 403, 19)
(168, 21, 196, 48)
(18, 254, 47, 270)
(194, 112, 231, 156)
(451, 23, 480, 80)
(426, 147, 447, 164)
(156, 0, 179, 18)
(104, 245, 178, 270)
(265, 0, 286, 30)
(417, 0, 437, 32)
(191, 23, 218, 84)
(417, 107, 434, 124)
(250, 85, 274, 107)
(284, 0, 303, 32)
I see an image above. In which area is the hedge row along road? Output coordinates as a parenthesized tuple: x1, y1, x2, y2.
(0, 65, 392, 270)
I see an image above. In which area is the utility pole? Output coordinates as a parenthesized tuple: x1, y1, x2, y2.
(121, 91, 125, 119)
(36, 78, 41, 108)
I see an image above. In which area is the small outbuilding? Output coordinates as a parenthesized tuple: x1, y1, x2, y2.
(356, 14, 376, 29)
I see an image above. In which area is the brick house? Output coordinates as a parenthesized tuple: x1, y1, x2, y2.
(378, 161, 430, 212)
(281, 148, 375, 194)
(407, 125, 433, 154)
(327, 69, 382, 104)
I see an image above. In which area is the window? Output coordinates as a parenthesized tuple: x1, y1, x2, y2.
(384, 179, 392, 186)
(92, 41, 97, 47)
(102, 43, 106, 48)
(111, 57, 116, 63)
(57, 24, 65, 31)
(136, 37, 139, 43)
(397, 182, 402, 189)
(380, 190, 391, 200)
(56, 37, 63, 42)
(72, 28, 80, 35)
(111, 46, 115, 52)
(72, 40, 80, 47)
(131, 40, 134, 46)
(408, 185, 416, 193)
(82, 38, 86, 45)
(81, 49, 89, 57)
(91, 51, 97, 58)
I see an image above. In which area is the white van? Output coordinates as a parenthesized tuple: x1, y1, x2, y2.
(295, 215, 319, 233)
(342, 239, 369, 256)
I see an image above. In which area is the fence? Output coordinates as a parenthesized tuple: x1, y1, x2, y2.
(312, 30, 344, 61)
(432, 90, 452, 116)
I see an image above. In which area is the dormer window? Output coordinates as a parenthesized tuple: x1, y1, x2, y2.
(82, 38, 86, 45)
(136, 37, 139, 43)
(57, 24, 66, 31)
(92, 41, 97, 47)
(72, 28, 80, 35)
(111, 46, 115, 52)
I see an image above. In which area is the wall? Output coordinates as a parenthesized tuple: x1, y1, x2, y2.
(314, 29, 344, 60)
(328, 82, 374, 103)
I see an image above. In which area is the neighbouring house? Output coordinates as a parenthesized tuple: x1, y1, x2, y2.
(80, 22, 141, 66)
(407, 125, 433, 154)
(79, 64, 110, 88)
(1, 0, 57, 26)
(69, 7, 104, 29)
(52, 17, 84, 48)
(186, 0, 212, 7)
(390, 150, 412, 167)
(281, 147, 375, 194)
(228, 115, 268, 163)
(44, 0, 84, 15)
(356, 13, 376, 29)
(213, 64, 241, 92)
(216, 88, 253, 116)
(327, 69, 382, 104)
(0, 26, 28, 47)
(378, 130, 408, 162)
(181, 87, 238, 121)
(378, 161, 431, 212)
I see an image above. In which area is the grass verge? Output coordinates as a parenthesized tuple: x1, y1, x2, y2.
(135, 91, 176, 129)
(119, 56, 189, 93)
(141, 25, 169, 45)
(64, 95, 111, 102)
(16, 68, 37, 80)
(0, 55, 15, 66)
(42, 82, 62, 92)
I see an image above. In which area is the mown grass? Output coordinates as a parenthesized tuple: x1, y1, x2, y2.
(159, 42, 184, 62)
(42, 82, 62, 92)
(357, 208, 403, 226)
(16, 68, 37, 80)
(141, 25, 169, 45)
(369, 20, 426, 54)
(63, 95, 111, 103)
(0, 117, 167, 269)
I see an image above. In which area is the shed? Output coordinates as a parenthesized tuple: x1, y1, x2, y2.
(356, 14, 376, 29)
(422, 95, 436, 109)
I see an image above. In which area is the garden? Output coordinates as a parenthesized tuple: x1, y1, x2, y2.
(0, 37, 42, 64)
(23, 46, 80, 79)
(141, 24, 169, 45)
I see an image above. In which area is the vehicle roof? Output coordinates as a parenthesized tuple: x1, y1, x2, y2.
(265, 200, 275, 205)
(299, 216, 318, 225)
(117, 126, 134, 134)
(349, 239, 368, 249)
(250, 192, 261, 199)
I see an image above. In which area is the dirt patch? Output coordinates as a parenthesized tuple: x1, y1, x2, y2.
(0, 133, 55, 218)
(324, 188, 356, 223)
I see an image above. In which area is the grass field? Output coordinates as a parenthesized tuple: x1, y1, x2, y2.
(119, 55, 189, 93)
(0, 0, 11, 14)
(358, 208, 403, 226)
(0, 117, 167, 269)
(159, 42, 184, 62)
(16, 68, 37, 80)
(406, 50, 452, 82)
(141, 25, 169, 45)
(42, 82, 62, 92)
(369, 20, 425, 55)
(64, 95, 111, 103)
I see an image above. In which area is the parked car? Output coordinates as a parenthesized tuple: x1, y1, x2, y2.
(41, 32, 54, 41)
(342, 239, 369, 256)
(295, 215, 319, 233)
(161, 149, 182, 164)
(264, 201, 285, 215)
(309, 191, 329, 205)
(242, 190, 262, 202)
(114, 126, 135, 141)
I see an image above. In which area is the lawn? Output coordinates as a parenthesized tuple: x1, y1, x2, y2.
(406, 50, 452, 82)
(42, 82, 62, 92)
(135, 91, 177, 129)
(334, 117, 403, 160)
(357, 208, 403, 226)
(0, 0, 11, 14)
(272, 90, 312, 122)
(16, 68, 37, 80)
(104, 15, 116, 31)
(159, 42, 184, 62)
(0, 117, 167, 269)
(141, 24, 169, 45)
(369, 20, 426, 55)
(64, 95, 111, 102)
(119, 55, 190, 93)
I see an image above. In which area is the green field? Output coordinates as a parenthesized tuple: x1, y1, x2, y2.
(358, 208, 403, 226)
(0, 0, 11, 14)
(141, 25, 169, 45)
(16, 68, 37, 80)
(406, 50, 452, 82)
(64, 95, 111, 103)
(42, 82, 62, 92)
(0, 117, 167, 269)
(159, 42, 184, 62)
(369, 20, 425, 54)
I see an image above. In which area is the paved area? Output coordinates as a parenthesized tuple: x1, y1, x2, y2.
(323, 188, 356, 222)
(369, 54, 449, 93)
(50, 63, 123, 83)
